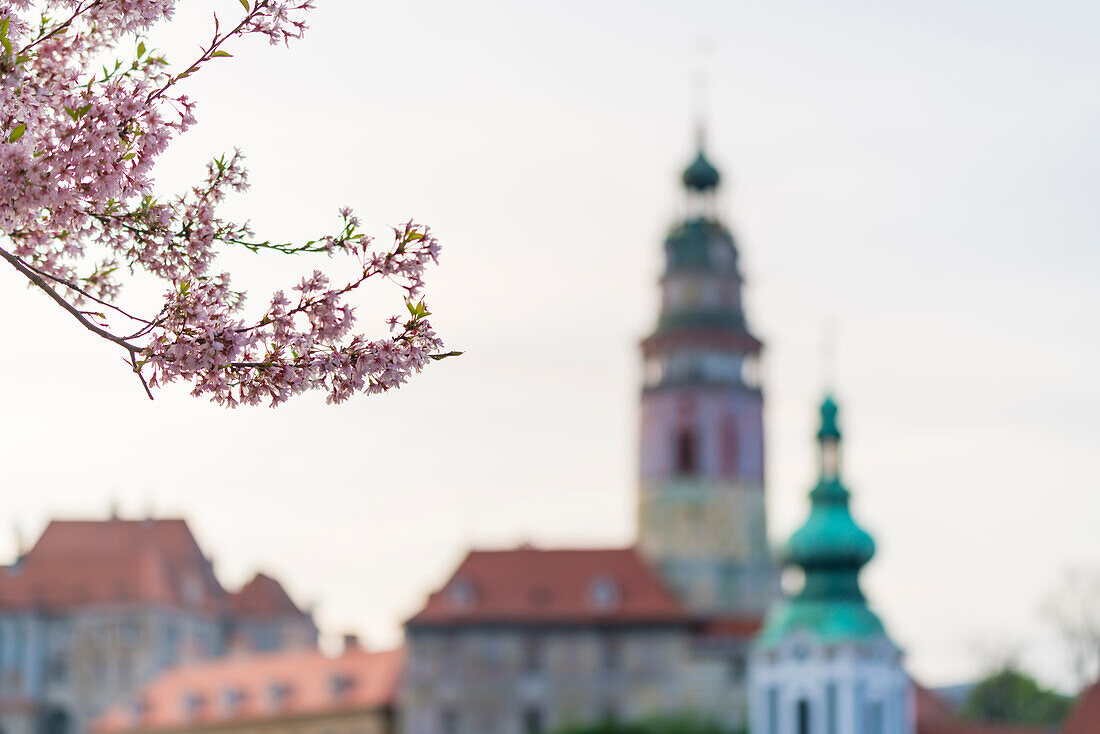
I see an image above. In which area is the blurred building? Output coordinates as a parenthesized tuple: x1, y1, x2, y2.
(402, 547, 756, 734)
(400, 138, 773, 734)
(749, 397, 913, 734)
(1061, 681, 1100, 734)
(0, 518, 317, 734)
(93, 644, 402, 734)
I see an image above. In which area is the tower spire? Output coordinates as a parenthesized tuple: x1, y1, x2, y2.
(692, 38, 713, 153)
(757, 395, 885, 646)
(683, 40, 720, 199)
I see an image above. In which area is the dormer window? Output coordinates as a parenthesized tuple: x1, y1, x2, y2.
(266, 681, 292, 712)
(129, 697, 149, 726)
(181, 691, 205, 721)
(528, 586, 553, 607)
(221, 687, 245, 717)
(587, 576, 620, 612)
(447, 579, 477, 610)
(329, 673, 356, 698)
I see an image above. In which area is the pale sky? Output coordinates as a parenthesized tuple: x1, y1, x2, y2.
(2, 0, 1098, 692)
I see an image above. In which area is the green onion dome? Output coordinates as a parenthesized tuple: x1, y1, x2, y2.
(682, 149, 721, 191)
(757, 396, 887, 647)
(786, 478, 875, 572)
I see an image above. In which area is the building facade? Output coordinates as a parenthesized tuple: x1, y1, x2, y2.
(749, 397, 913, 734)
(637, 139, 777, 617)
(401, 547, 753, 734)
(92, 645, 401, 734)
(0, 518, 317, 734)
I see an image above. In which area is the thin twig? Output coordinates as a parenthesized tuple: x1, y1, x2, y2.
(0, 245, 154, 400)
(17, 256, 152, 324)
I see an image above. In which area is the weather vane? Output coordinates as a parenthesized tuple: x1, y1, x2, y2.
(822, 317, 839, 395)
(693, 38, 714, 149)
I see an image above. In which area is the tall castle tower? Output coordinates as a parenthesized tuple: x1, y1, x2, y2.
(637, 136, 777, 616)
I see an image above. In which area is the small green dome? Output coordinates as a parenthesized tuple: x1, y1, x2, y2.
(682, 150, 721, 191)
(817, 395, 841, 441)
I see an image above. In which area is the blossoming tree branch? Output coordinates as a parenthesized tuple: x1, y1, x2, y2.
(0, 0, 455, 407)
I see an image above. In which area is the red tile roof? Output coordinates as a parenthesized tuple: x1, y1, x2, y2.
(914, 685, 1049, 734)
(93, 647, 403, 733)
(1, 519, 307, 621)
(697, 616, 764, 639)
(406, 546, 690, 627)
(230, 573, 308, 619)
(1064, 681, 1100, 734)
(0, 519, 228, 614)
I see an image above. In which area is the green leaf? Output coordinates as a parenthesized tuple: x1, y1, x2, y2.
(239, 0, 250, 10)
(137, 41, 146, 57)
(8, 123, 25, 143)
(211, 50, 233, 58)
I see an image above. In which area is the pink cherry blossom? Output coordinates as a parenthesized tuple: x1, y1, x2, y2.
(0, 0, 453, 406)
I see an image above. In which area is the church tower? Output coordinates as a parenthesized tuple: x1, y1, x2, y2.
(637, 136, 776, 616)
(749, 396, 913, 734)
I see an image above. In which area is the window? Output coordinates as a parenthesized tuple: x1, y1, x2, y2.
(521, 634, 543, 674)
(522, 706, 544, 734)
(47, 655, 68, 683)
(587, 577, 619, 612)
(42, 710, 70, 734)
(797, 699, 811, 734)
(448, 579, 477, 610)
(726, 654, 746, 683)
(329, 673, 355, 698)
(826, 683, 837, 734)
(181, 692, 205, 722)
(599, 633, 621, 672)
(120, 618, 139, 645)
(528, 587, 552, 607)
(719, 416, 739, 478)
(863, 700, 884, 734)
(160, 622, 180, 667)
(221, 688, 245, 716)
(118, 654, 132, 685)
(253, 628, 279, 652)
(675, 429, 697, 475)
(129, 698, 149, 726)
(766, 687, 779, 734)
(440, 707, 457, 734)
(267, 682, 292, 712)
(441, 634, 461, 676)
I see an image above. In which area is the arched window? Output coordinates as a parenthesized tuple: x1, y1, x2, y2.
(766, 688, 779, 734)
(797, 699, 811, 734)
(675, 429, 697, 475)
(522, 706, 544, 734)
(720, 416, 739, 478)
(39, 709, 70, 734)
